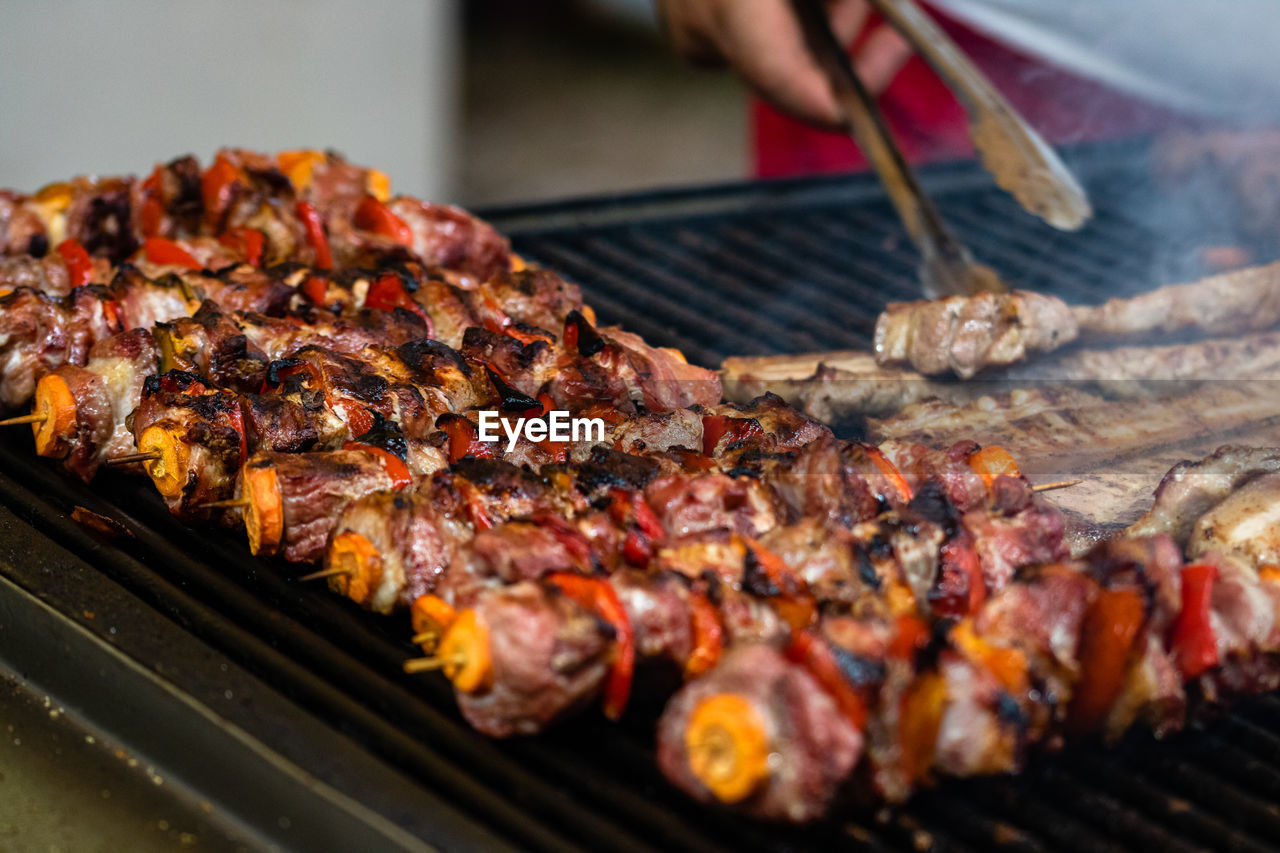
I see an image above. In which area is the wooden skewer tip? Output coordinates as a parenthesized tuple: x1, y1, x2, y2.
(410, 631, 438, 646)
(0, 413, 46, 427)
(298, 566, 351, 582)
(1033, 479, 1083, 493)
(403, 656, 464, 675)
(104, 450, 163, 465)
(200, 497, 251, 510)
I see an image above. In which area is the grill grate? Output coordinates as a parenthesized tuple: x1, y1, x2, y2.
(498, 140, 1270, 368)
(1, 142, 1278, 852)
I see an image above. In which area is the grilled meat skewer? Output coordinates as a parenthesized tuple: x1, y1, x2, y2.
(658, 477, 1280, 821)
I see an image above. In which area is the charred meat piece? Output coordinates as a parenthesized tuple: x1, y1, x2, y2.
(130, 371, 247, 516)
(32, 329, 158, 481)
(449, 581, 613, 737)
(0, 287, 116, 409)
(236, 448, 401, 563)
(658, 645, 863, 822)
(386, 198, 511, 283)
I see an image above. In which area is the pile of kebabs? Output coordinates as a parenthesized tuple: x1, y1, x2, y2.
(3, 150, 1280, 825)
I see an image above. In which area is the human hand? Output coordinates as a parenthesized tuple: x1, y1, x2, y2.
(656, 0, 912, 128)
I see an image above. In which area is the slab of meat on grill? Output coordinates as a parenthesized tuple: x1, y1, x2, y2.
(720, 350, 968, 423)
(1073, 259, 1280, 342)
(869, 388, 1280, 551)
(868, 386, 1280, 484)
(1128, 446, 1280, 546)
(873, 261, 1280, 377)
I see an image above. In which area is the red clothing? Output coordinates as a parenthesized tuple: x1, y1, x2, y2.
(754, 8, 1193, 178)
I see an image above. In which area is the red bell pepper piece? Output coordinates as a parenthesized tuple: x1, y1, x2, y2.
(888, 614, 930, 662)
(55, 239, 93, 288)
(701, 415, 765, 456)
(1067, 585, 1145, 734)
(295, 200, 332, 269)
(343, 441, 412, 489)
(201, 157, 240, 225)
(353, 195, 413, 245)
(684, 590, 724, 678)
(140, 196, 165, 238)
(101, 299, 123, 334)
(143, 237, 201, 270)
(607, 488, 663, 565)
(607, 488, 665, 540)
(364, 273, 432, 329)
(932, 529, 985, 618)
(218, 227, 265, 266)
(743, 538, 816, 630)
(861, 443, 913, 502)
(438, 414, 494, 463)
(546, 572, 635, 719)
(1169, 563, 1219, 680)
(299, 275, 329, 307)
(786, 629, 870, 730)
(335, 402, 375, 440)
(226, 400, 248, 466)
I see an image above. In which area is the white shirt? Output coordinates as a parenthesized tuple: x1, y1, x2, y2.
(931, 1, 1280, 120)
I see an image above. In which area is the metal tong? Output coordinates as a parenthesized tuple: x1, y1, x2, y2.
(791, 0, 1092, 296)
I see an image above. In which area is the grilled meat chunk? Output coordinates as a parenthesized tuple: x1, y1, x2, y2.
(453, 582, 613, 737)
(875, 290, 1079, 378)
(657, 645, 863, 823)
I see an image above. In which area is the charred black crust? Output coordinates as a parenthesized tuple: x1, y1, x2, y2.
(82, 190, 138, 262)
(831, 645, 887, 690)
(565, 309, 606, 357)
(907, 479, 955, 527)
(142, 369, 205, 398)
(452, 456, 548, 495)
(741, 548, 782, 598)
(574, 446, 660, 495)
(351, 373, 389, 402)
(996, 691, 1027, 728)
(855, 545, 881, 589)
(26, 232, 49, 258)
(265, 357, 305, 387)
(354, 411, 408, 460)
(397, 339, 471, 378)
(486, 367, 539, 413)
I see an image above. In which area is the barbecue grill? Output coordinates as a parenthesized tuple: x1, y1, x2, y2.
(3, 142, 1279, 852)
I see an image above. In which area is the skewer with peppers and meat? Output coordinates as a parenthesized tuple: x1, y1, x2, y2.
(654, 449, 1280, 821)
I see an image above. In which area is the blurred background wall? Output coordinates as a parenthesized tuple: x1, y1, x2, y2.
(0, 0, 460, 200)
(459, 0, 745, 206)
(0, 0, 745, 207)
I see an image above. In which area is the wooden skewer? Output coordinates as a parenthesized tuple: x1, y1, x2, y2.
(410, 631, 438, 646)
(0, 413, 46, 427)
(104, 450, 162, 465)
(403, 656, 464, 675)
(298, 566, 351, 582)
(200, 497, 251, 510)
(1033, 480, 1083, 493)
